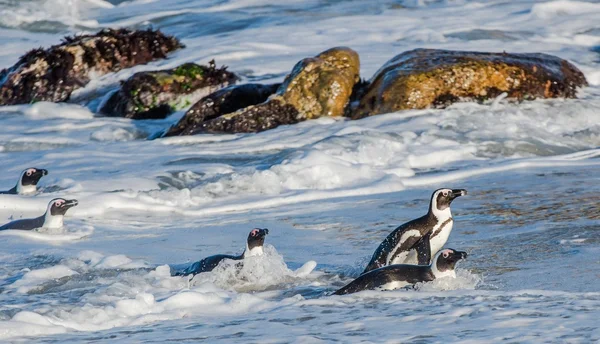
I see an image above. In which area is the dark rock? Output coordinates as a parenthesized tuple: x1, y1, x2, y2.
(100, 61, 238, 120)
(353, 49, 588, 118)
(164, 83, 280, 136)
(195, 97, 300, 134)
(0, 28, 183, 106)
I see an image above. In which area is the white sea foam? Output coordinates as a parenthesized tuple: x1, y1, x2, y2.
(190, 245, 317, 292)
(0, 0, 111, 29)
(0, 224, 94, 242)
(0, 249, 315, 339)
(10, 265, 78, 293)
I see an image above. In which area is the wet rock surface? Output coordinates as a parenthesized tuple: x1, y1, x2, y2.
(165, 47, 359, 135)
(164, 83, 280, 136)
(100, 61, 238, 120)
(194, 96, 300, 134)
(353, 49, 588, 118)
(278, 47, 360, 119)
(0, 28, 183, 106)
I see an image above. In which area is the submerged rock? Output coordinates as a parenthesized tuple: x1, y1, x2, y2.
(278, 47, 360, 119)
(100, 61, 238, 120)
(164, 83, 280, 136)
(0, 28, 183, 106)
(196, 96, 300, 134)
(353, 49, 588, 118)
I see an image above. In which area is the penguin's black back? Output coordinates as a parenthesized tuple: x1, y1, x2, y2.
(172, 254, 242, 277)
(335, 264, 435, 295)
(363, 214, 436, 273)
(0, 216, 45, 231)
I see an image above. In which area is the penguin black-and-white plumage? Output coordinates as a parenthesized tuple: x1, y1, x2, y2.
(0, 168, 48, 195)
(334, 248, 467, 295)
(362, 188, 467, 274)
(0, 198, 78, 231)
(172, 228, 269, 278)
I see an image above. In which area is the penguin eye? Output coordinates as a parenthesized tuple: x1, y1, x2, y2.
(442, 191, 449, 197)
(26, 170, 32, 176)
(250, 229, 259, 236)
(54, 200, 63, 206)
(443, 252, 449, 259)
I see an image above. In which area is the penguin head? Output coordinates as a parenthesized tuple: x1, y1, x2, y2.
(432, 248, 468, 277)
(17, 168, 48, 194)
(246, 228, 269, 256)
(48, 198, 79, 216)
(430, 188, 467, 215)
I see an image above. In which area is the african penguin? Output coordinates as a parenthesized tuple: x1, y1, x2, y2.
(362, 188, 467, 274)
(0, 198, 78, 231)
(172, 228, 269, 278)
(334, 248, 467, 295)
(0, 168, 48, 195)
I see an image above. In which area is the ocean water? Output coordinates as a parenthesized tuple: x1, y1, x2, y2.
(0, 0, 600, 342)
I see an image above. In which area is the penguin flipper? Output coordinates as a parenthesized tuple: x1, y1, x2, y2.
(0, 186, 17, 195)
(415, 233, 431, 265)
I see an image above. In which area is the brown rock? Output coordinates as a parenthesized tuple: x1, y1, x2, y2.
(278, 47, 360, 119)
(0, 28, 183, 106)
(163, 47, 359, 135)
(100, 61, 238, 120)
(353, 49, 588, 118)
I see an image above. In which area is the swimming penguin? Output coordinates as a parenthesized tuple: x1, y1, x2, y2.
(172, 228, 269, 278)
(334, 248, 467, 295)
(362, 188, 467, 274)
(0, 168, 48, 195)
(0, 198, 78, 231)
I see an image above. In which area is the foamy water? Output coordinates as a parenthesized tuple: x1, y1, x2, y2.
(1, 0, 600, 341)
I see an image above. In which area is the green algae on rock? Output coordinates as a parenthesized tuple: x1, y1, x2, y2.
(166, 47, 360, 135)
(0, 28, 183, 106)
(196, 46, 360, 134)
(164, 83, 280, 136)
(100, 61, 239, 120)
(353, 49, 588, 118)
(278, 47, 360, 119)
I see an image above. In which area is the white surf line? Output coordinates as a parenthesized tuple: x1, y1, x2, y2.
(43, 148, 600, 219)
(403, 148, 600, 187)
(174, 148, 600, 214)
(0, 228, 94, 243)
(179, 149, 600, 216)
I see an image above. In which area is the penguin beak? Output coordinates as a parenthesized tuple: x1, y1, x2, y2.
(454, 250, 468, 260)
(63, 199, 79, 209)
(30, 169, 48, 183)
(450, 189, 467, 200)
(257, 228, 269, 237)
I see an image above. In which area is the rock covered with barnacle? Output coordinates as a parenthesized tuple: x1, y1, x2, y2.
(0, 28, 183, 106)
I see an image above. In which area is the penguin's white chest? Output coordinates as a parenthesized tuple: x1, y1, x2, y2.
(43, 214, 64, 229)
(243, 245, 264, 258)
(17, 184, 36, 194)
(430, 219, 453, 255)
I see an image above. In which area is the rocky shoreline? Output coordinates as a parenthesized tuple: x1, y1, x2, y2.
(0, 29, 589, 136)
